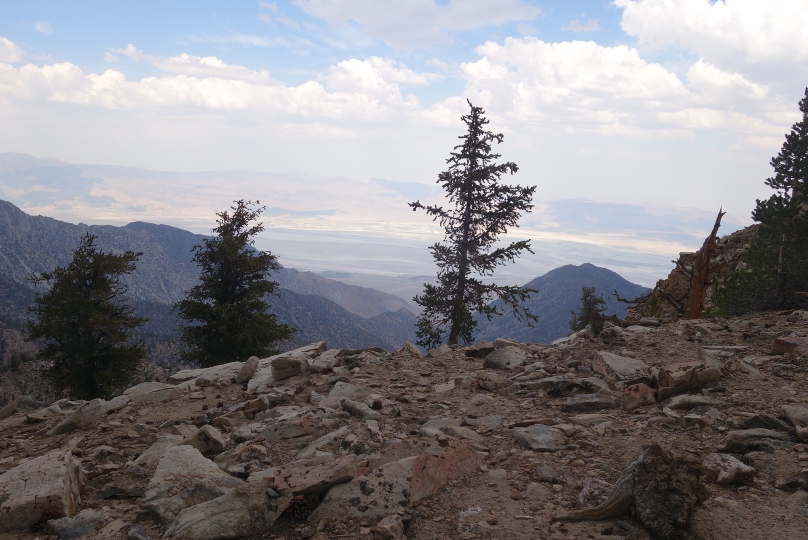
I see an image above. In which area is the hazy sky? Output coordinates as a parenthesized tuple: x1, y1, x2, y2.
(1, 1, 807, 286)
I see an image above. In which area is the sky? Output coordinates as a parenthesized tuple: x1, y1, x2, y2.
(1, 1, 808, 288)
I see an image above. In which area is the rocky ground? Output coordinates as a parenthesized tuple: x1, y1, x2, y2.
(1, 311, 808, 540)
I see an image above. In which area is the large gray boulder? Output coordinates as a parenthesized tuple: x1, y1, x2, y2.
(512, 424, 568, 452)
(483, 346, 527, 370)
(592, 351, 650, 382)
(0, 448, 85, 531)
(48, 399, 108, 435)
(0, 395, 46, 421)
(140, 445, 243, 525)
(234, 356, 259, 384)
(123, 382, 178, 404)
(180, 425, 228, 455)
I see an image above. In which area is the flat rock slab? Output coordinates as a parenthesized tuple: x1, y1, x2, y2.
(273, 454, 363, 495)
(48, 399, 108, 435)
(662, 394, 724, 410)
(141, 445, 243, 525)
(260, 410, 323, 441)
(483, 346, 527, 370)
(0, 449, 85, 531)
(329, 381, 375, 401)
(771, 336, 808, 356)
(512, 424, 568, 452)
(310, 439, 482, 521)
(169, 362, 243, 385)
(561, 394, 619, 413)
(165, 469, 292, 540)
(657, 360, 722, 401)
(593, 352, 650, 382)
(0, 395, 46, 421)
(124, 382, 179, 404)
(723, 428, 787, 453)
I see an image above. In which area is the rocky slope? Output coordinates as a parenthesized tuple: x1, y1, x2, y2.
(1, 310, 807, 540)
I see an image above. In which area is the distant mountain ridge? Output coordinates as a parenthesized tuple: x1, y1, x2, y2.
(0, 200, 417, 353)
(474, 263, 649, 344)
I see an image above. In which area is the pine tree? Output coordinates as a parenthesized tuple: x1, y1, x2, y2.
(410, 101, 538, 349)
(26, 233, 145, 400)
(714, 88, 808, 313)
(176, 200, 293, 366)
(568, 286, 606, 332)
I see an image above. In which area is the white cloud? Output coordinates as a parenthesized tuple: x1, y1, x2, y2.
(293, 0, 541, 49)
(561, 18, 600, 33)
(0, 37, 24, 63)
(616, 0, 808, 84)
(257, 0, 278, 10)
(103, 51, 119, 63)
(325, 57, 439, 105)
(518, 23, 537, 36)
(34, 22, 53, 36)
(111, 45, 274, 83)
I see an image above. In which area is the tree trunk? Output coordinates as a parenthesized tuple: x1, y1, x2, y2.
(776, 232, 787, 308)
(684, 208, 725, 319)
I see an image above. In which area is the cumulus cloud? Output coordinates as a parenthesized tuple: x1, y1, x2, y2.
(293, 0, 541, 49)
(0, 37, 24, 63)
(561, 18, 600, 33)
(325, 56, 439, 105)
(616, 0, 808, 84)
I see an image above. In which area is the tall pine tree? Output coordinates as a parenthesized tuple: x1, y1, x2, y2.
(410, 101, 538, 348)
(176, 200, 294, 367)
(26, 233, 146, 400)
(714, 88, 808, 313)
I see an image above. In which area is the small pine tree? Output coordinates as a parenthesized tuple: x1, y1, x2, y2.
(714, 88, 808, 313)
(410, 101, 538, 349)
(569, 286, 607, 332)
(176, 200, 294, 367)
(25, 233, 146, 399)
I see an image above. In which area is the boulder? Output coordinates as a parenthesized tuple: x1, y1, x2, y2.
(341, 398, 382, 420)
(46, 507, 107, 539)
(165, 469, 292, 540)
(273, 454, 364, 495)
(395, 342, 424, 358)
(512, 424, 567, 452)
(133, 434, 183, 468)
(329, 381, 375, 401)
(271, 351, 308, 380)
(235, 356, 259, 384)
(771, 336, 808, 356)
(620, 383, 656, 411)
(169, 362, 243, 385)
(310, 349, 341, 373)
(682, 406, 722, 429)
(140, 445, 243, 525)
(309, 439, 482, 522)
(180, 425, 228, 455)
(662, 394, 723, 410)
(123, 382, 178, 404)
(0, 448, 85, 531)
(592, 352, 650, 382)
(780, 404, 808, 428)
(427, 343, 451, 358)
(483, 346, 527, 370)
(0, 395, 46, 421)
(297, 426, 352, 460)
(465, 341, 495, 358)
(702, 453, 756, 485)
(657, 360, 722, 400)
(48, 399, 108, 435)
(260, 410, 323, 441)
(722, 428, 787, 453)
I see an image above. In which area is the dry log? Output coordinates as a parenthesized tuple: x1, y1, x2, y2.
(553, 444, 709, 540)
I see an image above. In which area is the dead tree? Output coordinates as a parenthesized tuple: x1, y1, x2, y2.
(683, 208, 726, 319)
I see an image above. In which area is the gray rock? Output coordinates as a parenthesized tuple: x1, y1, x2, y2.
(468, 394, 495, 406)
(169, 362, 243, 385)
(128, 524, 151, 540)
(592, 351, 650, 382)
(271, 351, 308, 380)
(465, 341, 495, 358)
(297, 426, 352, 460)
(124, 382, 178, 404)
(165, 468, 292, 540)
(0, 448, 84, 531)
(47, 508, 106, 539)
(561, 393, 619, 412)
(341, 398, 382, 420)
(483, 346, 527, 370)
(723, 428, 787, 453)
(512, 424, 567, 452)
(48, 398, 108, 435)
(780, 404, 808, 428)
(373, 514, 405, 540)
(395, 342, 424, 358)
(0, 395, 46, 421)
(443, 425, 485, 443)
(329, 381, 375, 401)
(662, 394, 724, 410)
(235, 356, 259, 384)
(180, 425, 228, 455)
(427, 343, 451, 358)
(309, 439, 482, 522)
(702, 453, 756, 485)
(133, 434, 183, 468)
(260, 409, 323, 441)
(310, 349, 341, 373)
(140, 445, 243, 525)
